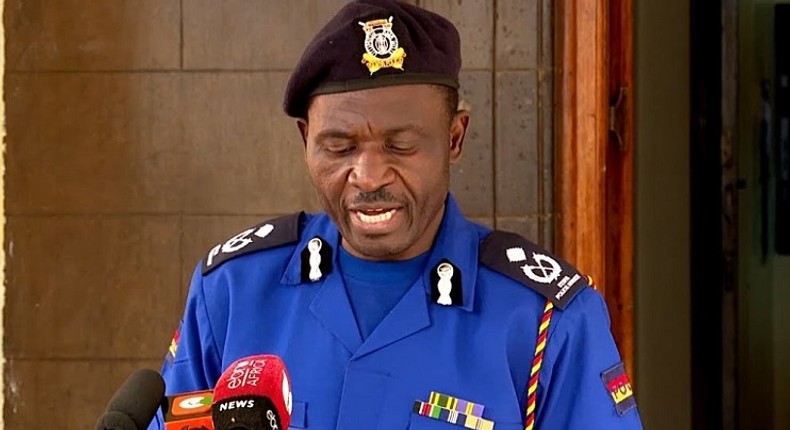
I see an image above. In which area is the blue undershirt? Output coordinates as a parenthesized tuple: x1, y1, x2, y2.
(338, 245, 430, 340)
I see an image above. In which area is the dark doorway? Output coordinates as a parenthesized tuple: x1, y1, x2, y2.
(689, 0, 739, 428)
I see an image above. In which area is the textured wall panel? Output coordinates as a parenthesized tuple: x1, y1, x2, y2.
(5, 216, 181, 359)
(495, 70, 540, 216)
(5, 0, 180, 71)
(183, 0, 350, 69)
(496, 0, 539, 70)
(179, 73, 320, 214)
(451, 71, 494, 217)
(5, 74, 185, 214)
(421, 0, 494, 70)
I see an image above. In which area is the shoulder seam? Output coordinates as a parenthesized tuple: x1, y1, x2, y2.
(201, 212, 303, 275)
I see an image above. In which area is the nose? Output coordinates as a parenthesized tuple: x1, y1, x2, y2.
(347, 147, 395, 192)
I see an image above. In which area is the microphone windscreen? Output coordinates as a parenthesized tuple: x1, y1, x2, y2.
(212, 396, 282, 430)
(96, 368, 165, 430)
(95, 410, 139, 430)
(212, 355, 293, 430)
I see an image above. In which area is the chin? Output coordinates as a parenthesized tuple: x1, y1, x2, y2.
(350, 238, 409, 260)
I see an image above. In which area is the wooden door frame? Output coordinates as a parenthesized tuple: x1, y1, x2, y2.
(555, 0, 635, 377)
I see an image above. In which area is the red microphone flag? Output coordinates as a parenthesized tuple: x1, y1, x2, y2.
(212, 355, 293, 430)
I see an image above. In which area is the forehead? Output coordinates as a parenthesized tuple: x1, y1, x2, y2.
(307, 84, 446, 130)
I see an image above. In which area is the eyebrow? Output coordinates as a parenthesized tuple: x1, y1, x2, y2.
(384, 124, 426, 137)
(313, 129, 354, 144)
(313, 124, 426, 144)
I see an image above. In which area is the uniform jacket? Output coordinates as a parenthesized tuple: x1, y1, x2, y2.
(149, 195, 643, 429)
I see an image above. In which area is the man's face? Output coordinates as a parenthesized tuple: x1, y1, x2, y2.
(299, 84, 469, 261)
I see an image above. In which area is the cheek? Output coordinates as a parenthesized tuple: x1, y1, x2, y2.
(307, 161, 346, 199)
(403, 160, 449, 193)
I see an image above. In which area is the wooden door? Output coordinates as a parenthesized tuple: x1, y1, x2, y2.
(555, 0, 635, 378)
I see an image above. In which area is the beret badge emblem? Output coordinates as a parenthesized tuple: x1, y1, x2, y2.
(358, 16, 406, 74)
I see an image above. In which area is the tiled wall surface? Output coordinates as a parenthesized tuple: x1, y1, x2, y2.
(3, 0, 554, 427)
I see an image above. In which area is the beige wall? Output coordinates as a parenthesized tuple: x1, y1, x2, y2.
(2, 1, 556, 427)
(737, 1, 790, 428)
(635, 0, 692, 428)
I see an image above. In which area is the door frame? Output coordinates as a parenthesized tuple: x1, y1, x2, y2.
(555, 0, 636, 377)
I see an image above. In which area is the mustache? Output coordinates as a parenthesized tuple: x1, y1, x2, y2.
(351, 188, 401, 205)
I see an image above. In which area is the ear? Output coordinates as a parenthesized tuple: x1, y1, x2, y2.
(448, 110, 470, 165)
(296, 118, 309, 148)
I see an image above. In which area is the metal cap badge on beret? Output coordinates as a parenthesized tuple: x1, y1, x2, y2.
(283, 0, 462, 118)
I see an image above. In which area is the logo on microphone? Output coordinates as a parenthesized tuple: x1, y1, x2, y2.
(217, 399, 256, 411)
(227, 358, 267, 389)
(172, 393, 213, 416)
(266, 409, 279, 430)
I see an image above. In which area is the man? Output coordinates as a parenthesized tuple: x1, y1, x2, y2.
(151, 0, 643, 428)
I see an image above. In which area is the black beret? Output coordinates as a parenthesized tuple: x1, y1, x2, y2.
(283, 0, 462, 118)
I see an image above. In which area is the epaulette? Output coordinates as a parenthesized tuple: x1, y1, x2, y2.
(480, 230, 588, 309)
(202, 212, 303, 275)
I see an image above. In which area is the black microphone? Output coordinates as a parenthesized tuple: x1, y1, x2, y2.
(95, 368, 166, 430)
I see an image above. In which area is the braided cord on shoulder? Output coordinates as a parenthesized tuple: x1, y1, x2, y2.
(524, 300, 554, 430)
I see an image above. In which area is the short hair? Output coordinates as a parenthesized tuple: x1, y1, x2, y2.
(437, 85, 460, 122)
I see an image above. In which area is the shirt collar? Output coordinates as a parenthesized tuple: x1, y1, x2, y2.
(280, 193, 482, 312)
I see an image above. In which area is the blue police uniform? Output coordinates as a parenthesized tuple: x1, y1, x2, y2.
(149, 195, 643, 429)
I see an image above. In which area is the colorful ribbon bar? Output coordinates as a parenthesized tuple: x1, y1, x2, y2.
(428, 391, 485, 417)
(413, 401, 495, 430)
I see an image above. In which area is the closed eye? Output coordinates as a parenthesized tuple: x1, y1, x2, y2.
(323, 140, 356, 154)
(313, 128, 356, 155)
(386, 141, 418, 154)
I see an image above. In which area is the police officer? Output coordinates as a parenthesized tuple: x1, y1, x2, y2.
(150, 0, 644, 428)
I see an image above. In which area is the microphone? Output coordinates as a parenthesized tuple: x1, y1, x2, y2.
(211, 355, 293, 430)
(161, 389, 215, 430)
(95, 368, 165, 430)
